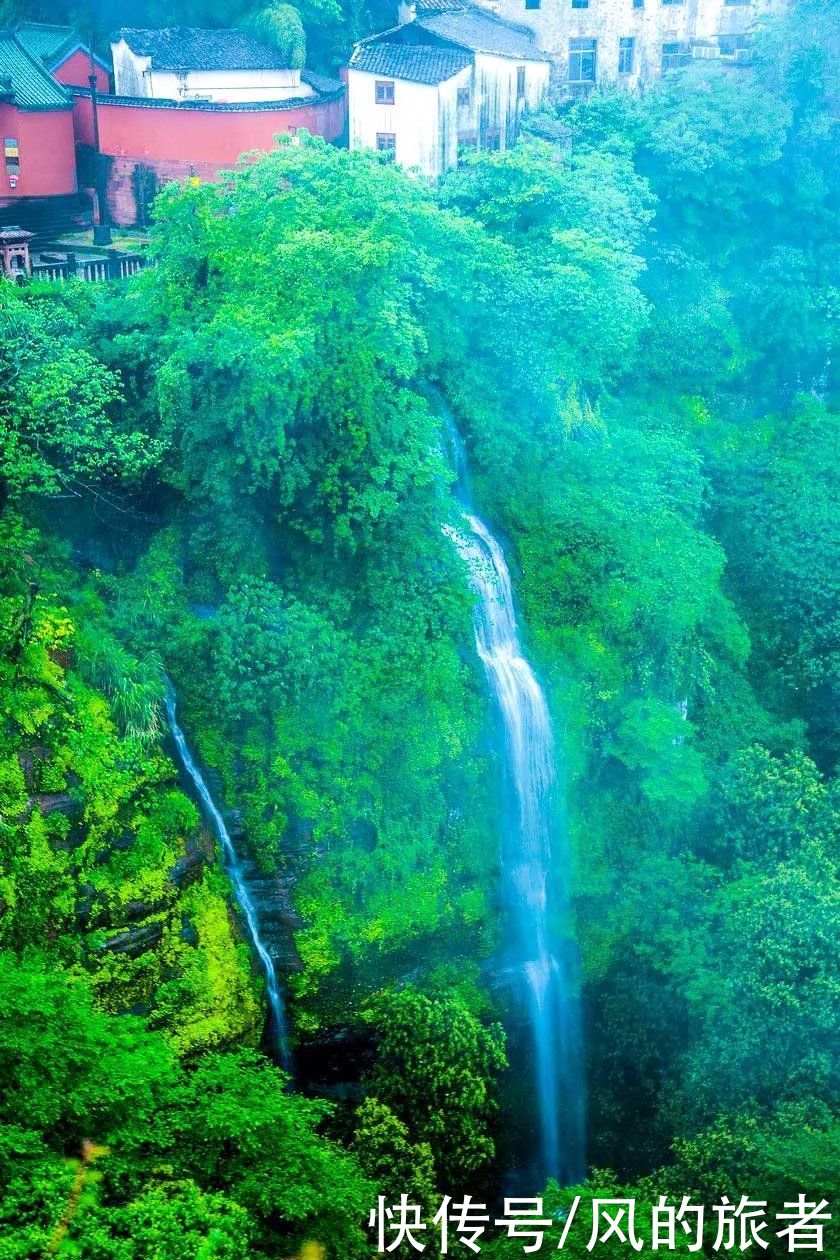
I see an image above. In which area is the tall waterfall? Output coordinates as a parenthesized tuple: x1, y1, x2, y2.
(165, 688, 293, 1074)
(444, 423, 585, 1186)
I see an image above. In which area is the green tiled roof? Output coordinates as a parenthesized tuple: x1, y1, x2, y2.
(0, 29, 72, 110)
(15, 21, 76, 63)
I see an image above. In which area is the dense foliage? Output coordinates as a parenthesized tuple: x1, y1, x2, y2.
(1, 2, 838, 1254)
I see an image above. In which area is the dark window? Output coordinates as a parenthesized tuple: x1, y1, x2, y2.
(376, 132, 396, 159)
(516, 65, 526, 97)
(718, 33, 750, 55)
(457, 85, 471, 106)
(618, 36, 634, 74)
(661, 41, 691, 71)
(725, 0, 751, 5)
(525, 0, 541, 10)
(4, 137, 19, 174)
(375, 80, 394, 104)
(485, 129, 501, 151)
(571, 0, 589, 8)
(662, 0, 685, 5)
(568, 37, 596, 83)
(633, 0, 644, 8)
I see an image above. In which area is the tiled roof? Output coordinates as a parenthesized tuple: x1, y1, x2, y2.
(15, 21, 74, 61)
(417, 9, 550, 60)
(16, 21, 110, 71)
(0, 30, 73, 110)
(69, 81, 345, 111)
(414, 0, 470, 12)
(301, 67, 344, 94)
(113, 26, 290, 71)
(350, 41, 472, 84)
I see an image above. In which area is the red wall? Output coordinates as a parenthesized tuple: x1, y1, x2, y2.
(0, 105, 76, 198)
(53, 49, 110, 94)
(72, 91, 347, 225)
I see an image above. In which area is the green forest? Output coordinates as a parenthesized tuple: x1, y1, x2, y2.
(1, 0, 838, 1255)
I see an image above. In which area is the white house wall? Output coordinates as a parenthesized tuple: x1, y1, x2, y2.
(111, 40, 308, 101)
(467, 52, 549, 148)
(350, 67, 470, 177)
(349, 53, 548, 177)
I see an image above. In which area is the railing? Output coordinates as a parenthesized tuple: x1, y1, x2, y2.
(25, 253, 149, 285)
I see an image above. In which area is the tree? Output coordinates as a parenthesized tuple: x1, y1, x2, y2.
(365, 988, 506, 1189)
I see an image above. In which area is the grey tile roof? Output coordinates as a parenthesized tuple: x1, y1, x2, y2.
(113, 27, 289, 72)
(417, 9, 550, 60)
(350, 41, 472, 84)
(414, 0, 470, 12)
(0, 29, 73, 110)
(69, 81, 345, 110)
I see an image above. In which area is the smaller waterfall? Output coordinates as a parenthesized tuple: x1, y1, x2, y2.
(165, 689, 293, 1073)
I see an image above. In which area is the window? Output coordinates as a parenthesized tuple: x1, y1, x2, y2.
(457, 85, 471, 106)
(376, 132, 396, 159)
(516, 65, 526, 97)
(618, 36, 634, 74)
(718, 33, 750, 56)
(525, 0, 541, 10)
(725, 0, 751, 5)
(375, 80, 395, 104)
(4, 137, 19, 175)
(485, 129, 501, 151)
(662, 0, 685, 6)
(571, 0, 589, 8)
(633, 0, 644, 8)
(661, 41, 691, 71)
(568, 37, 596, 83)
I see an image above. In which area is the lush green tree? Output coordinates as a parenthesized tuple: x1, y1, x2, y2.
(365, 988, 506, 1189)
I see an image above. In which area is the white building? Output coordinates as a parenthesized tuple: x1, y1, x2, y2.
(348, 7, 550, 176)
(111, 27, 315, 103)
(486, 0, 788, 91)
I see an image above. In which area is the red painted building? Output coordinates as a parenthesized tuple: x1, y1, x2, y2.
(0, 29, 77, 204)
(0, 24, 347, 231)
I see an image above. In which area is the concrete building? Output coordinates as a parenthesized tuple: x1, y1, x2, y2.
(111, 27, 316, 103)
(487, 0, 787, 91)
(349, 7, 550, 176)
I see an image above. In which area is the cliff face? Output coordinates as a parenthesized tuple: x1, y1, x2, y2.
(0, 591, 262, 1055)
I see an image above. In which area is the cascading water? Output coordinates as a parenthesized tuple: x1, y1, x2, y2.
(165, 688, 293, 1074)
(443, 420, 585, 1187)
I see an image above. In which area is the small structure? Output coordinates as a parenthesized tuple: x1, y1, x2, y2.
(0, 225, 32, 277)
(111, 27, 315, 103)
(348, 3, 549, 177)
(0, 30, 77, 204)
(15, 22, 111, 92)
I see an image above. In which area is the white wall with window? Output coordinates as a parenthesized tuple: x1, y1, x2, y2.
(491, 0, 788, 89)
(348, 64, 472, 178)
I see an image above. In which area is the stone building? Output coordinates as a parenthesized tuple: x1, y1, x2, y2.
(348, 6, 550, 177)
(487, 0, 788, 91)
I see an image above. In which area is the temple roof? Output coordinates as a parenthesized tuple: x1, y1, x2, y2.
(0, 30, 72, 110)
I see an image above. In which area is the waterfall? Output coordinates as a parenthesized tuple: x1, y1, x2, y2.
(165, 688, 293, 1074)
(443, 422, 585, 1186)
